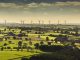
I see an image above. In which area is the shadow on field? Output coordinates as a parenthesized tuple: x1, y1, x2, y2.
(8, 45, 80, 60)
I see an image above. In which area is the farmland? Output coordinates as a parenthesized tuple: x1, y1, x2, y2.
(0, 24, 80, 60)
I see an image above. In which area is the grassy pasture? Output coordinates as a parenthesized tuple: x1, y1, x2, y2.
(0, 51, 39, 60)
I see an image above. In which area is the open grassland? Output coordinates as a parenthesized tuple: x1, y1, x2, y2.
(0, 51, 40, 60)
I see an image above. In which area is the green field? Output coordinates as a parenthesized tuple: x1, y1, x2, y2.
(0, 25, 80, 60)
(0, 51, 40, 60)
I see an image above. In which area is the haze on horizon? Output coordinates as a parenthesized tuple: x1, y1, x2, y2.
(0, 1, 80, 24)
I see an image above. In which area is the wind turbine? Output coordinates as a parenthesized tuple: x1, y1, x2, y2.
(38, 20, 40, 25)
(42, 20, 44, 25)
(5, 20, 6, 25)
(49, 20, 51, 25)
(21, 20, 22, 25)
(58, 20, 60, 25)
(64, 20, 67, 25)
(31, 20, 33, 24)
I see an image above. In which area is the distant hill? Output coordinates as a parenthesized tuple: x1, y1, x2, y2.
(0, 0, 80, 3)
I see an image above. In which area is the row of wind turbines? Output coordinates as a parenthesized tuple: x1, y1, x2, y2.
(4, 20, 67, 25)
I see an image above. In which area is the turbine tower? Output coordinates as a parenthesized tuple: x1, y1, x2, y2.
(21, 20, 22, 24)
(49, 20, 51, 24)
(65, 20, 66, 25)
(5, 20, 6, 25)
(21, 20, 24, 25)
(38, 20, 40, 25)
(31, 20, 33, 24)
(58, 20, 60, 25)
(22, 20, 24, 25)
(42, 20, 44, 25)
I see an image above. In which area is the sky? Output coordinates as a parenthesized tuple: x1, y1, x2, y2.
(0, 1, 80, 24)
(0, 0, 80, 3)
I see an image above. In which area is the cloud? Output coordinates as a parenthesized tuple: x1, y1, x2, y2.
(0, 3, 19, 8)
(0, 2, 80, 9)
(27, 3, 38, 8)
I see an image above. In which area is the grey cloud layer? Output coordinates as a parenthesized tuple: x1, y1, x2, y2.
(0, 0, 80, 3)
(0, 2, 80, 9)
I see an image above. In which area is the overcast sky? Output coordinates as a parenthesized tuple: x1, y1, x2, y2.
(0, 1, 80, 24)
(0, 0, 80, 3)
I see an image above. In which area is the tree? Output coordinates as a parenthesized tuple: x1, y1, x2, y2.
(40, 41, 44, 45)
(47, 41, 52, 45)
(74, 26, 79, 36)
(23, 43, 27, 49)
(1, 47, 4, 51)
(46, 37, 49, 41)
(29, 41, 32, 45)
(71, 41, 76, 48)
(8, 32, 15, 36)
(34, 43, 39, 49)
(54, 38, 58, 43)
(56, 28, 60, 33)
(0, 30, 1, 34)
(13, 36, 16, 40)
(38, 35, 40, 38)
(17, 41, 22, 51)
(4, 43, 8, 46)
